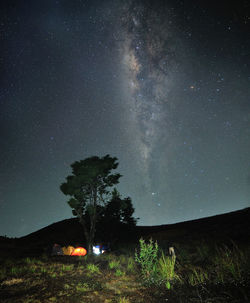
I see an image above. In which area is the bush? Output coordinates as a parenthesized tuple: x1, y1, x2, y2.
(135, 238, 158, 282)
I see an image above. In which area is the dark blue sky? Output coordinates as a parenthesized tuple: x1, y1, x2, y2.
(1, 0, 250, 237)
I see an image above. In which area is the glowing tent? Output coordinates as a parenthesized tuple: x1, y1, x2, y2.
(62, 246, 75, 255)
(71, 247, 87, 256)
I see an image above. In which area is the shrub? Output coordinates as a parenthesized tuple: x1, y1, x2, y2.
(135, 238, 158, 282)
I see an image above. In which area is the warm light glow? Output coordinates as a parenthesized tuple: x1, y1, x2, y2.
(71, 247, 87, 256)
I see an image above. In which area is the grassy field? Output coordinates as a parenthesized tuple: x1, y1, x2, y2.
(0, 239, 250, 303)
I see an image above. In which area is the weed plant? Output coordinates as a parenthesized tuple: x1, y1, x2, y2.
(135, 238, 158, 282)
(157, 252, 177, 288)
(61, 264, 74, 271)
(126, 256, 136, 273)
(186, 266, 209, 286)
(115, 269, 125, 277)
(86, 263, 100, 274)
(109, 260, 120, 270)
(212, 244, 247, 284)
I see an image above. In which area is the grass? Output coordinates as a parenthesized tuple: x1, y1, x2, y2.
(109, 260, 121, 270)
(126, 257, 136, 273)
(118, 296, 130, 303)
(0, 241, 249, 302)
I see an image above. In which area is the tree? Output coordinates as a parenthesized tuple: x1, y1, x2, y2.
(60, 155, 121, 253)
(96, 189, 137, 244)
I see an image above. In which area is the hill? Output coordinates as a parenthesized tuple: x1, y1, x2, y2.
(136, 207, 250, 252)
(1, 207, 249, 257)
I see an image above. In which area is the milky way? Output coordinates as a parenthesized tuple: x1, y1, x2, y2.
(0, 0, 249, 236)
(119, 1, 185, 219)
(117, 0, 250, 223)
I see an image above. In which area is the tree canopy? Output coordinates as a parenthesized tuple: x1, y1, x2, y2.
(96, 189, 137, 245)
(60, 155, 124, 253)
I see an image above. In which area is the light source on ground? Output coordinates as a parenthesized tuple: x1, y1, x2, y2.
(93, 245, 102, 255)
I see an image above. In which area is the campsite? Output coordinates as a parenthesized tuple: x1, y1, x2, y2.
(0, 207, 250, 302)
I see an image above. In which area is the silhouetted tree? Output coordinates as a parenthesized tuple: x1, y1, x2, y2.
(60, 155, 121, 253)
(96, 189, 137, 244)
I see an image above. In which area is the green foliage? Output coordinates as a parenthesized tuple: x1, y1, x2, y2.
(165, 281, 171, 290)
(118, 254, 127, 265)
(40, 267, 47, 274)
(212, 244, 247, 282)
(157, 251, 176, 282)
(76, 282, 91, 292)
(135, 238, 158, 282)
(61, 264, 74, 271)
(1, 244, 250, 302)
(10, 266, 25, 276)
(187, 266, 209, 286)
(24, 257, 33, 264)
(60, 155, 121, 206)
(127, 257, 136, 273)
(86, 263, 100, 274)
(64, 283, 70, 289)
(115, 269, 125, 277)
(109, 260, 120, 270)
(28, 266, 37, 274)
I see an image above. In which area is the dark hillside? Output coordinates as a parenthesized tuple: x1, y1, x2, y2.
(137, 207, 250, 247)
(1, 207, 249, 257)
(18, 218, 84, 246)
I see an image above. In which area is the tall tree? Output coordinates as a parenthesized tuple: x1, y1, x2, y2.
(96, 189, 138, 245)
(60, 155, 121, 253)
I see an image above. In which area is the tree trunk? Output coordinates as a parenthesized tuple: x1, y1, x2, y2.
(88, 187, 98, 254)
(77, 210, 92, 254)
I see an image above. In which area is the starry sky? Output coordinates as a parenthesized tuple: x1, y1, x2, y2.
(1, 0, 250, 237)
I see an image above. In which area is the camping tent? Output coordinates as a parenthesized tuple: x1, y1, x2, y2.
(62, 246, 75, 255)
(71, 247, 87, 256)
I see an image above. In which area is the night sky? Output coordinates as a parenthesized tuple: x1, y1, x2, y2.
(1, 0, 250, 237)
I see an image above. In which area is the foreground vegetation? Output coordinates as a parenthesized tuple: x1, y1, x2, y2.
(0, 240, 250, 302)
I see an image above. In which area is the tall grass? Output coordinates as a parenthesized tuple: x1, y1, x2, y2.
(126, 256, 136, 273)
(179, 242, 249, 287)
(186, 266, 209, 286)
(109, 260, 121, 270)
(157, 252, 176, 281)
(212, 244, 247, 283)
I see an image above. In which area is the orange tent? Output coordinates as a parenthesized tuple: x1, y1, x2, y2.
(71, 247, 87, 256)
(62, 246, 75, 255)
